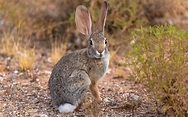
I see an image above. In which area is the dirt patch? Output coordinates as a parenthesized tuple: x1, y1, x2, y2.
(0, 48, 161, 117)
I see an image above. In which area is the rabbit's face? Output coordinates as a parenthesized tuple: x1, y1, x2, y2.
(75, 1, 108, 59)
(87, 32, 108, 59)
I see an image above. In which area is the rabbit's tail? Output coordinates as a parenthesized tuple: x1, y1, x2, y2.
(58, 103, 77, 113)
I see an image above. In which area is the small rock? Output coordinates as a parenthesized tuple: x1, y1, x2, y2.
(36, 78, 39, 82)
(124, 93, 142, 107)
(0, 76, 3, 81)
(14, 70, 19, 74)
(130, 40, 135, 45)
(6, 74, 17, 79)
(103, 97, 110, 103)
(107, 68, 111, 74)
(37, 114, 48, 117)
(129, 93, 140, 101)
(44, 70, 51, 75)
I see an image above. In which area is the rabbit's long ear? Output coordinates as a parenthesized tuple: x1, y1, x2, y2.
(96, 1, 108, 34)
(75, 5, 92, 36)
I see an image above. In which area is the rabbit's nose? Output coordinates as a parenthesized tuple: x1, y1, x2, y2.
(99, 50, 105, 56)
(98, 48, 104, 54)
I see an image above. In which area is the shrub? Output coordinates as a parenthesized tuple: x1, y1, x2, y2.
(129, 25, 188, 116)
(90, 0, 147, 37)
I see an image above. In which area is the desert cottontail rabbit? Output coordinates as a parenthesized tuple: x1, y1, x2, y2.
(48, 1, 110, 113)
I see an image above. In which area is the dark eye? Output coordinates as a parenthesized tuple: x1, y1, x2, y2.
(105, 39, 107, 44)
(90, 40, 93, 45)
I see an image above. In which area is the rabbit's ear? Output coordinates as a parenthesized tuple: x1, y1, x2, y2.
(96, 1, 108, 34)
(75, 5, 92, 36)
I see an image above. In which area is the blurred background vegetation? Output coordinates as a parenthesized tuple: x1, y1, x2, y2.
(0, 0, 187, 116)
(129, 25, 188, 116)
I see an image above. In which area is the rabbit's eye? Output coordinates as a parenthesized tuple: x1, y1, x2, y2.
(90, 40, 93, 45)
(105, 39, 107, 44)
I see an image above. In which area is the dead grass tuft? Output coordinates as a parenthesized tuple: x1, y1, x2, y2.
(16, 47, 36, 71)
(1, 34, 18, 57)
(51, 41, 67, 65)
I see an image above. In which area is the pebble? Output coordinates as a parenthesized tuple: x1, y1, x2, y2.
(14, 70, 19, 74)
(44, 70, 51, 75)
(0, 76, 3, 81)
(124, 93, 142, 106)
(129, 93, 140, 101)
(37, 114, 48, 117)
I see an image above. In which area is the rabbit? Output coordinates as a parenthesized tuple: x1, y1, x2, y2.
(48, 1, 109, 113)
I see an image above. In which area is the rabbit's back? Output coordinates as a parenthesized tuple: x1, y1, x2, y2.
(51, 49, 88, 78)
(48, 49, 89, 106)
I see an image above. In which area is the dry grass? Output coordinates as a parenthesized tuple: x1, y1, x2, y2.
(51, 41, 67, 65)
(0, 27, 36, 72)
(1, 34, 18, 57)
(16, 47, 36, 71)
(0, 34, 36, 71)
(0, 65, 6, 72)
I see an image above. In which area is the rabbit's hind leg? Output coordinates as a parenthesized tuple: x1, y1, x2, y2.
(58, 70, 91, 113)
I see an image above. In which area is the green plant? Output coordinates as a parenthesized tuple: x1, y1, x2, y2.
(90, 0, 147, 33)
(129, 25, 188, 116)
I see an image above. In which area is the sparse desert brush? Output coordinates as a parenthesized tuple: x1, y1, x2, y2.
(51, 41, 67, 65)
(16, 47, 36, 71)
(0, 0, 28, 30)
(129, 25, 188, 116)
(0, 30, 36, 71)
(1, 34, 18, 57)
(143, 0, 187, 24)
(91, 0, 147, 32)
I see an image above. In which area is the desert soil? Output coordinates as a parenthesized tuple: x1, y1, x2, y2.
(0, 43, 162, 117)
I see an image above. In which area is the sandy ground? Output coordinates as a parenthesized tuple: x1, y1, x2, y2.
(0, 45, 163, 117)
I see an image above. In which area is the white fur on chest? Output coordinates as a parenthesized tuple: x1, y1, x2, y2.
(88, 53, 110, 80)
(101, 53, 110, 78)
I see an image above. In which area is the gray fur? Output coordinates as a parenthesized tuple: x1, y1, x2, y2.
(48, 48, 110, 106)
(48, 1, 109, 111)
